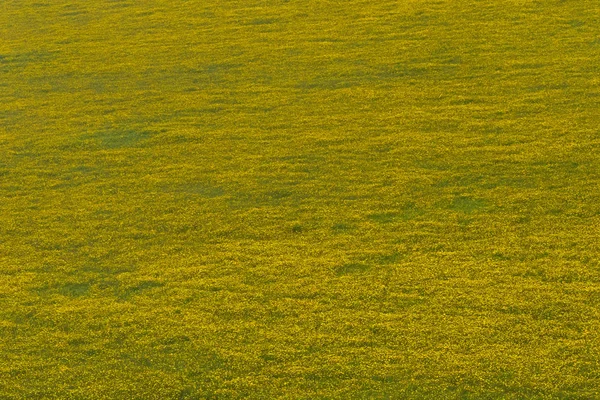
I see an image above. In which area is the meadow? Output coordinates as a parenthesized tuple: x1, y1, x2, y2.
(1, 0, 600, 398)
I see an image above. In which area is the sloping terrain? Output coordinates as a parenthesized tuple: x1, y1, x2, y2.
(1, 0, 600, 398)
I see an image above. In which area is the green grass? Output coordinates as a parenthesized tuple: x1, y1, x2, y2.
(1, 0, 600, 398)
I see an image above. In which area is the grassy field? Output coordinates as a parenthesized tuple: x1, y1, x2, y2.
(1, 0, 600, 398)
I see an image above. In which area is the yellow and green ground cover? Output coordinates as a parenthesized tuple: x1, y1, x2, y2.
(1, 0, 600, 398)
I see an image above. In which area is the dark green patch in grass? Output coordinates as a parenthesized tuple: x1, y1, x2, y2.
(0, 50, 56, 70)
(331, 223, 354, 233)
(512, 62, 546, 70)
(449, 97, 481, 105)
(87, 129, 158, 149)
(96, 278, 121, 293)
(335, 263, 370, 276)
(392, 296, 426, 309)
(119, 280, 164, 300)
(372, 374, 399, 384)
(567, 19, 584, 28)
(444, 56, 462, 64)
(274, 153, 325, 176)
(267, 189, 292, 200)
(34, 281, 92, 298)
(186, 349, 227, 376)
(533, 160, 580, 174)
(135, 10, 155, 17)
(400, 202, 423, 220)
(368, 212, 398, 224)
(195, 106, 223, 114)
(120, 353, 153, 368)
(419, 118, 460, 133)
(479, 124, 504, 135)
(522, 267, 547, 280)
(290, 223, 303, 233)
(308, 37, 346, 43)
(526, 82, 569, 93)
(482, 176, 535, 189)
(67, 338, 88, 347)
(368, 202, 424, 223)
(435, 173, 484, 188)
(533, 302, 569, 321)
(176, 182, 225, 198)
(230, 188, 301, 209)
(107, 0, 133, 9)
(260, 353, 278, 362)
(8, 311, 54, 329)
(415, 157, 451, 171)
(376, 64, 429, 80)
(375, 252, 404, 265)
(82, 260, 134, 276)
(159, 335, 191, 348)
(204, 62, 239, 72)
(433, 179, 451, 188)
(492, 252, 511, 261)
(297, 79, 354, 90)
(178, 387, 197, 399)
(208, 97, 240, 105)
(246, 18, 279, 26)
(70, 165, 95, 174)
(61, 7, 88, 18)
(228, 188, 298, 209)
(59, 282, 91, 297)
(450, 196, 486, 213)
